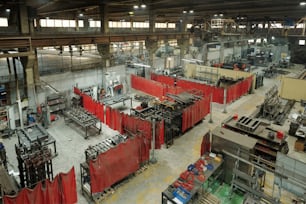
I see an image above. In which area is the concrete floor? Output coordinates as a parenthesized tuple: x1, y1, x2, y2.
(1, 65, 306, 204)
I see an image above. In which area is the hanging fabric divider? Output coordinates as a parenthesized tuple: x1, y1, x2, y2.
(212, 86, 224, 104)
(181, 97, 211, 133)
(150, 73, 175, 86)
(131, 74, 164, 99)
(3, 168, 77, 204)
(226, 76, 253, 103)
(73, 87, 81, 95)
(89, 138, 141, 194)
(105, 106, 111, 127)
(96, 103, 104, 123)
(59, 168, 78, 204)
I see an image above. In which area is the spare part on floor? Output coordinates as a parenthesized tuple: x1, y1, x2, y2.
(63, 107, 101, 139)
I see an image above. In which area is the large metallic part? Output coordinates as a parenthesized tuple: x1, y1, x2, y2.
(222, 115, 289, 162)
(254, 85, 295, 125)
(63, 107, 101, 139)
(211, 126, 257, 183)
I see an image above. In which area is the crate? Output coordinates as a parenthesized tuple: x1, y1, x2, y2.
(294, 139, 305, 152)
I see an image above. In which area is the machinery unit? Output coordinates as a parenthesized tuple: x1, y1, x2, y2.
(253, 85, 295, 125)
(15, 143, 53, 188)
(15, 124, 57, 188)
(222, 115, 289, 163)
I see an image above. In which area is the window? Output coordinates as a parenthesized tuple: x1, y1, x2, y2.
(0, 17, 8, 27)
(155, 23, 167, 28)
(46, 19, 55, 27)
(39, 19, 79, 27)
(54, 19, 62, 27)
(187, 24, 193, 29)
(133, 22, 149, 28)
(78, 20, 84, 27)
(109, 21, 131, 28)
(299, 40, 305, 45)
(167, 23, 176, 28)
(89, 20, 101, 27)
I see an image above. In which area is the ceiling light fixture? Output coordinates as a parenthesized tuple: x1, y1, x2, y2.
(300, 1, 306, 5)
(133, 5, 139, 9)
(5, 8, 10, 13)
(189, 10, 194, 14)
(79, 13, 84, 17)
(183, 10, 187, 14)
(141, 3, 146, 8)
(129, 11, 134, 15)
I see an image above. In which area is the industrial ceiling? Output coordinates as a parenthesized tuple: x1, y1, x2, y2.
(1, 0, 305, 23)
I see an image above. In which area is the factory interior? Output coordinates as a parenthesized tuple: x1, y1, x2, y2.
(1, 0, 306, 204)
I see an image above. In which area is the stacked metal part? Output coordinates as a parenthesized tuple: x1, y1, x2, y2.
(15, 143, 53, 188)
(85, 134, 127, 162)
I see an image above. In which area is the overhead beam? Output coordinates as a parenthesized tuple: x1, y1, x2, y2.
(0, 33, 190, 49)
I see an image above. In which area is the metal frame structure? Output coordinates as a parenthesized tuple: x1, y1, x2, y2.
(16, 123, 57, 156)
(63, 107, 101, 139)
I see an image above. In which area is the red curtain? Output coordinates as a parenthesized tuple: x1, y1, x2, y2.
(96, 103, 104, 123)
(73, 87, 81, 95)
(105, 106, 111, 127)
(150, 73, 175, 86)
(3, 168, 77, 204)
(227, 76, 253, 103)
(59, 167, 77, 204)
(131, 75, 164, 99)
(89, 138, 141, 193)
(181, 97, 210, 133)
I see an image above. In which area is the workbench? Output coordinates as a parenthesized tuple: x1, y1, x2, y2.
(161, 154, 223, 204)
(64, 108, 101, 139)
(16, 123, 57, 157)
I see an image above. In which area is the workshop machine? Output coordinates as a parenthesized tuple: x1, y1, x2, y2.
(222, 115, 289, 163)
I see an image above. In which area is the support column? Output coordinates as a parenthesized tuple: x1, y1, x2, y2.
(97, 43, 110, 68)
(149, 10, 156, 33)
(145, 39, 158, 67)
(139, 41, 144, 56)
(177, 38, 189, 65)
(19, 53, 36, 109)
(219, 41, 225, 63)
(203, 43, 208, 65)
(19, 4, 30, 34)
(99, 3, 109, 34)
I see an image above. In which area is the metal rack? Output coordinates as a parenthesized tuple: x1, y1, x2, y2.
(15, 143, 53, 188)
(46, 93, 66, 113)
(80, 134, 127, 201)
(63, 107, 101, 139)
